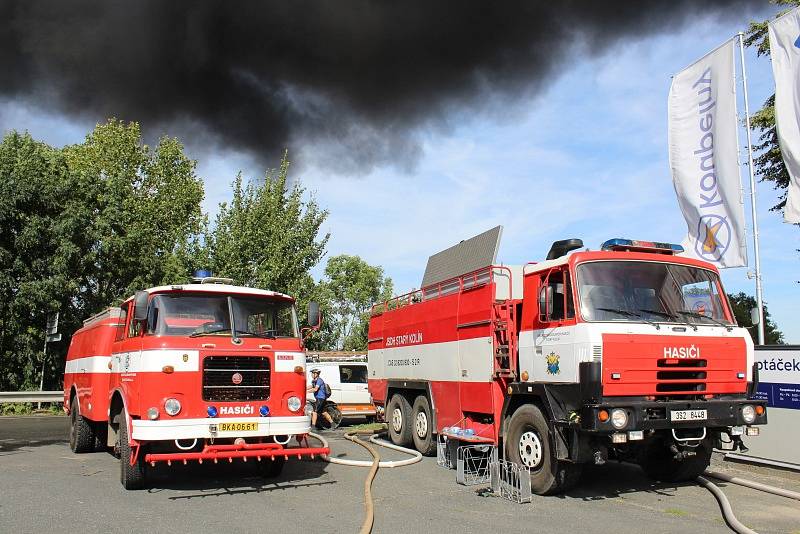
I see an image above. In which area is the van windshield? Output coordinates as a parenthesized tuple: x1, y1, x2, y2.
(146, 294, 298, 338)
(576, 261, 732, 326)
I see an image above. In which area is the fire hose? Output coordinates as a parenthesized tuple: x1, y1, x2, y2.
(697, 470, 800, 534)
(308, 429, 422, 534)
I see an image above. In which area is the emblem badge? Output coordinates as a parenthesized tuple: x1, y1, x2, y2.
(545, 352, 560, 375)
(182, 353, 189, 363)
(231, 372, 243, 385)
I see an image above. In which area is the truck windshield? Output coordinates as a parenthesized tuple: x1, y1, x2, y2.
(146, 294, 298, 338)
(576, 261, 732, 326)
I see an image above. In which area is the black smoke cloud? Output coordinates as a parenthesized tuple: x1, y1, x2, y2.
(0, 1, 766, 174)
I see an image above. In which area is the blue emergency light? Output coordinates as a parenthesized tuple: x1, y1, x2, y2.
(600, 238, 684, 255)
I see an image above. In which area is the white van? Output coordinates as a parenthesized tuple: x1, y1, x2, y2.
(306, 361, 376, 419)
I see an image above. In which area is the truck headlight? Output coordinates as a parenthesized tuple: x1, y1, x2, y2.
(164, 398, 181, 416)
(147, 407, 159, 420)
(287, 396, 302, 412)
(611, 408, 628, 429)
(741, 405, 756, 424)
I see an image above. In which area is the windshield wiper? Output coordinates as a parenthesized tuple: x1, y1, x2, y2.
(237, 330, 277, 339)
(189, 328, 231, 338)
(676, 310, 733, 331)
(596, 307, 660, 330)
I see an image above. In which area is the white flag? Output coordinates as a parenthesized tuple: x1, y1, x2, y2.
(769, 7, 800, 224)
(668, 38, 747, 268)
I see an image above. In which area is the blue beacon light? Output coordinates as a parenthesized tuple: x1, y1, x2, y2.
(259, 405, 270, 417)
(207, 406, 218, 418)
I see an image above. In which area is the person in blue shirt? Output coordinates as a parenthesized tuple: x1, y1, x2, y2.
(307, 368, 336, 429)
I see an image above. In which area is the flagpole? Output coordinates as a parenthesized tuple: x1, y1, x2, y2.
(737, 32, 766, 345)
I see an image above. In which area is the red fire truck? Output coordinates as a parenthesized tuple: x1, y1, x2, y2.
(368, 236, 767, 494)
(63, 275, 328, 489)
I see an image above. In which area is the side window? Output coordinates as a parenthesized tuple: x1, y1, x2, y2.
(128, 302, 144, 338)
(339, 365, 367, 384)
(538, 269, 572, 322)
(115, 304, 129, 342)
(564, 271, 575, 319)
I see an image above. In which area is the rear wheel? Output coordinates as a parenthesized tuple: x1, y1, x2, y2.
(258, 455, 286, 478)
(640, 436, 712, 482)
(505, 405, 581, 495)
(69, 398, 95, 454)
(387, 394, 413, 447)
(118, 418, 146, 490)
(411, 395, 436, 456)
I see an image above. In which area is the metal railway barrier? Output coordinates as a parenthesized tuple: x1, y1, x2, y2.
(0, 391, 63, 404)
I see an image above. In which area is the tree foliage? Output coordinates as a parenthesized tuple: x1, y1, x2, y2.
(317, 255, 393, 351)
(744, 0, 800, 213)
(0, 120, 205, 389)
(727, 292, 784, 345)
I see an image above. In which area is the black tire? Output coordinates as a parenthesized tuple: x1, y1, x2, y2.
(325, 404, 343, 429)
(93, 422, 108, 452)
(387, 393, 413, 447)
(258, 455, 286, 478)
(411, 395, 436, 456)
(69, 398, 95, 454)
(505, 404, 582, 495)
(640, 436, 712, 482)
(118, 419, 146, 490)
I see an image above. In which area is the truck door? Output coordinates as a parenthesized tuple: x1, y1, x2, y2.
(112, 300, 144, 415)
(532, 267, 578, 383)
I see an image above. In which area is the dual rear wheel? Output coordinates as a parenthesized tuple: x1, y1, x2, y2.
(387, 393, 436, 456)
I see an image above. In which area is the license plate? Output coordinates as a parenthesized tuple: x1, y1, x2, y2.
(670, 409, 707, 422)
(218, 422, 258, 432)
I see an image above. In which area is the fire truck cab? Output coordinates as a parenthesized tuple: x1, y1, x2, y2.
(368, 236, 767, 494)
(63, 276, 328, 489)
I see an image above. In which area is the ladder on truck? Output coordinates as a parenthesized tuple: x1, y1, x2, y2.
(492, 300, 517, 378)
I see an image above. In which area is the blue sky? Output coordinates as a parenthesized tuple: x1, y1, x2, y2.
(1, 9, 797, 342)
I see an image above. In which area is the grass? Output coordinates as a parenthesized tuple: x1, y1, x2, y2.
(345, 422, 387, 432)
(0, 403, 63, 416)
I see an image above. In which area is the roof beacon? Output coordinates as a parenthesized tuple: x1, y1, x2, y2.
(600, 238, 684, 255)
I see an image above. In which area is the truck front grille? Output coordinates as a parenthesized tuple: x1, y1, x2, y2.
(202, 356, 270, 402)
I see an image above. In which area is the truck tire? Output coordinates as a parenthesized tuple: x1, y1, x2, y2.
(505, 404, 581, 495)
(640, 436, 712, 482)
(411, 395, 436, 456)
(258, 455, 286, 478)
(387, 393, 413, 447)
(69, 398, 95, 454)
(118, 419, 146, 490)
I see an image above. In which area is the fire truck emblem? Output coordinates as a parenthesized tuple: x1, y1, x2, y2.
(231, 372, 243, 385)
(545, 352, 560, 375)
(182, 353, 189, 362)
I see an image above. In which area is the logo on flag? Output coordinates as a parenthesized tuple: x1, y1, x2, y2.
(694, 214, 732, 261)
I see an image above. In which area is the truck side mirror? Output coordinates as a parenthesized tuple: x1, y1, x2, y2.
(133, 291, 149, 322)
(539, 285, 554, 322)
(307, 301, 321, 328)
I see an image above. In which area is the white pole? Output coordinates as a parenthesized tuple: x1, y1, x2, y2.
(738, 32, 766, 345)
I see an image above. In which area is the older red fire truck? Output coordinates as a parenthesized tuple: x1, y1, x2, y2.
(368, 234, 767, 494)
(63, 275, 327, 489)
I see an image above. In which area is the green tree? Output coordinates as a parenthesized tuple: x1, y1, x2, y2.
(745, 0, 800, 214)
(319, 255, 393, 351)
(727, 292, 784, 344)
(205, 154, 329, 300)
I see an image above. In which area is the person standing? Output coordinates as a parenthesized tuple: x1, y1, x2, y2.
(307, 368, 336, 429)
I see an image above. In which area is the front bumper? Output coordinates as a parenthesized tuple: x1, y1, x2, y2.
(132, 415, 310, 441)
(580, 398, 767, 432)
(143, 440, 329, 466)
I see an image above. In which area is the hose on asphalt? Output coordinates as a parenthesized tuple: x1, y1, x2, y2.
(703, 470, 800, 501)
(697, 476, 759, 534)
(308, 429, 422, 534)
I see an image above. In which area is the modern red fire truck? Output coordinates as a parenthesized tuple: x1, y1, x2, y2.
(63, 275, 328, 489)
(367, 236, 767, 494)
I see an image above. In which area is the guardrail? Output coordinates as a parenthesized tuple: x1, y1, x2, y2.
(0, 391, 63, 404)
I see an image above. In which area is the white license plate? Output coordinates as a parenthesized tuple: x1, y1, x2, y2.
(670, 409, 707, 422)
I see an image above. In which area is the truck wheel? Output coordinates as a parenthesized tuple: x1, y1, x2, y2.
(118, 419, 146, 490)
(387, 394, 413, 447)
(258, 455, 286, 478)
(505, 405, 581, 495)
(640, 437, 712, 482)
(69, 398, 95, 454)
(411, 395, 436, 456)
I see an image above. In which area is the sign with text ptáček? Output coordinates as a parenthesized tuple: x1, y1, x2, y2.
(753, 346, 800, 410)
(668, 38, 747, 268)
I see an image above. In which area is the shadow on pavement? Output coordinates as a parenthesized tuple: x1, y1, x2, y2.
(561, 461, 694, 501)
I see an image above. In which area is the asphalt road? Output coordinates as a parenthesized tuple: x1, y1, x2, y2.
(1, 415, 799, 534)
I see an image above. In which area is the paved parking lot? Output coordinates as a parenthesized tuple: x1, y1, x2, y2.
(1, 415, 799, 534)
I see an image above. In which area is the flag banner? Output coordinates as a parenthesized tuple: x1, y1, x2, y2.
(668, 38, 747, 268)
(769, 7, 800, 224)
